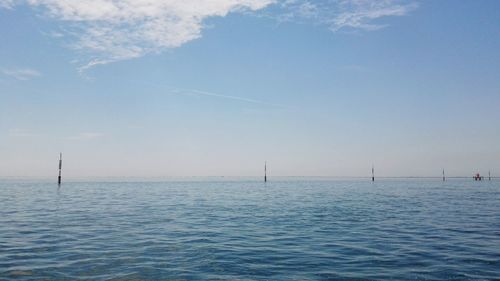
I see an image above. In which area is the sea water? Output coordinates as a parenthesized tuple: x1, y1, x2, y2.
(0, 179, 499, 280)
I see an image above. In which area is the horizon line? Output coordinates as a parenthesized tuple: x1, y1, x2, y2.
(0, 175, 497, 180)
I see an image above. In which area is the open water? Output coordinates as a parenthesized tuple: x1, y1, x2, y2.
(0, 179, 499, 280)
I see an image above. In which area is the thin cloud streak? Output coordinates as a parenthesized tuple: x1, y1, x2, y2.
(136, 79, 289, 108)
(1, 67, 41, 80)
(175, 88, 287, 108)
(66, 132, 103, 141)
(7, 129, 40, 138)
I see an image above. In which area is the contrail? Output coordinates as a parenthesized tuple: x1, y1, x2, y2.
(173, 87, 286, 108)
(137, 80, 289, 108)
(105, 77, 291, 108)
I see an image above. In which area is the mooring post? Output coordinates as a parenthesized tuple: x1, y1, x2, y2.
(489, 171, 491, 181)
(442, 169, 445, 181)
(372, 165, 375, 182)
(58, 153, 62, 185)
(264, 161, 267, 183)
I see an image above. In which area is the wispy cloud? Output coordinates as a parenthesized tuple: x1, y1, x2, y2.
(0, 0, 14, 9)
(331, 0, 418, 31)
(174, 87, 282, 106)
(7, 129, 40, 138)
(66, 132, 103, 141)
(1, 1, 417, 69)
(8, 129, 104, 140)
(1, 67, 41, 80)
(137, 80, 288, 107)
(339, 64, 369, 72)
(2, 0, 274, 70)
(270, 0, 417, 31)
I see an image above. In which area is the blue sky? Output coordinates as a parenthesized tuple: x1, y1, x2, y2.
(0, 0, 499, 178)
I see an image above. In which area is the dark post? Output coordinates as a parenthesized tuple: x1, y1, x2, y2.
(442, 169, 445, 181)
(372, 165, 375, 182)
(264, 161, 267, 183)
(489, 171, 491, 181)
(58, 153, 62, 185)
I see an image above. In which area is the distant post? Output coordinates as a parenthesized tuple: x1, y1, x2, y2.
(372, 165, 375, 182)
(264, 161, 267, 183)
(489, 171, 491, 181)
(58, 153, 62, 185)
(442, 169, 445, 181)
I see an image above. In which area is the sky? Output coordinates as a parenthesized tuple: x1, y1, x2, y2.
(0, 0, 499, 178)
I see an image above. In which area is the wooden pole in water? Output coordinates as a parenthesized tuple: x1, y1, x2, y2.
(264, 161, 267, 183)
(372, 165, 375, 182)
(489, 171, 491, 181)
(58, 153, 62, 185)
(442, 169, 445, 181)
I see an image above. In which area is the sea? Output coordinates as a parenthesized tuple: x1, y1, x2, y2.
(0, 178, 498, 280)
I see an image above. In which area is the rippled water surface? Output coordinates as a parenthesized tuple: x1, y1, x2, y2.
(1, 179, 499, 280)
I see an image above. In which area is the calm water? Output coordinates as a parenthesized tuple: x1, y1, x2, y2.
(0, 179, 499, 280)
